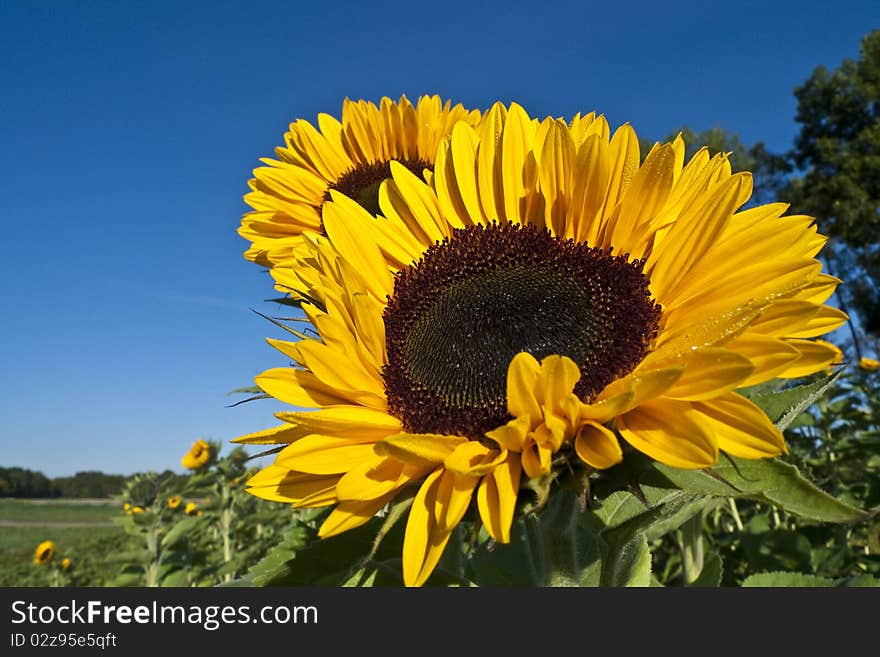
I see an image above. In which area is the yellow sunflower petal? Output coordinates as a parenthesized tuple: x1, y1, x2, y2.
(485, 415, 531, 452)
(521, 441, 553, 479)
(255, 367, 353, 408)
(721, 334, 802, 386)
(402, 469, 452, 587)
(617, 400, 718, 469)
(272, 406, 401, 441)
(581, 391, 635, 423)
(322, 193, 394, 296)
(506, 352, 542, 419)
(663, 348, 755, 401)
(500, 102, 539, 223)
(574, 422, 623, 469)
(275, 435, 380, 475)
(648, 173, 752, 302)
(245, 470, 339, 506)
(477, 453, 522, 544)
(778, 339, 843, 378)
(444, 441, 507, 477)
(232, 423, 308, 446)
(537, 354, 581, 417)
(433, 469, 479, 532)
(335, 455, 405, 502)
(318, 493, 398, 538)
(786, 305, 848, 339)
(691, 393, 786, 459)
(375, 433, 468, 468)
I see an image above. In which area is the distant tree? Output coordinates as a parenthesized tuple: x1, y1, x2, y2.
(51, 470, 128, 498)
(0, 467, 58, 498)
(787, 29, 880, 342)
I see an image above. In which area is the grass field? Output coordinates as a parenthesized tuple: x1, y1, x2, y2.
(0, 498, 134, 587)
(0, 498, 119, 524)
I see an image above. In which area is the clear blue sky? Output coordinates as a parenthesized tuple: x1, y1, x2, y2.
(1, 0, 876, 478)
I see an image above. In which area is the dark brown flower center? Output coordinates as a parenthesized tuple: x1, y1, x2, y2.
(326, 158, 432, 217)
(383, 222, 662, 438)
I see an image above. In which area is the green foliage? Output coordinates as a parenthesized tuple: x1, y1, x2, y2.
(107, 441, 295, 587)
(0, 467, 58, 498)
(787, 29, 880, 335)
(51, 471, 129, 498)
(0, 466, 190, 499)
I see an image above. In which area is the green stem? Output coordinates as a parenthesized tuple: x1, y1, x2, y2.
(145, 525, 160, 587)
(679, 512, 704, 586)
(728, 498, 744, 531)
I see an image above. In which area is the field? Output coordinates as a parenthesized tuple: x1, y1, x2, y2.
(0, 499, 132, 587)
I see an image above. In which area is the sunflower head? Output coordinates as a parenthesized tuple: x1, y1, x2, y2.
(167, 495, 182, 509)
(184, 501, 202, 516)
(33, 540, 55, 566)
(859, 356, 880, 372)
(60, 557, 72, 571)
(237, 101, 847, 586)
(181, 439, 213, 470)
(238, 94, 481, 272)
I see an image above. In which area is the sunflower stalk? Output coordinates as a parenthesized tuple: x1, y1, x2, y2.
(519, 486, 598, 587)
(679, 511, 705, 585)
(145, 524, 161, 588)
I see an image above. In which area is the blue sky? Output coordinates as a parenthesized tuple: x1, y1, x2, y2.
(1, 0, 877, 478)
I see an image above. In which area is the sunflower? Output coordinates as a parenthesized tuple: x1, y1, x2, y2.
(184, 502, 202, 516)
(236, 102, 846, 586)
(181, 439, 212, 470)
(60, 557, 72, 571)
(33, 540, 55, 565)
(238, 94, 481, 273)
(859, 357, 879, 372)
(167, 495, 182, 509)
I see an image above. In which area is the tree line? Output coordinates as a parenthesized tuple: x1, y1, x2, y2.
(0, 467, 190, 499)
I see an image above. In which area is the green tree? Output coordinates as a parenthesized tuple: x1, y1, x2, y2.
(787, 29, 880, 342)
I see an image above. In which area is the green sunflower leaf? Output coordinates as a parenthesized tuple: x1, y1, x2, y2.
(245, 523, 313, 586)
(159, 517, 200, 548)
(160, 569, 190, 587)
(598, 491, 706, 587)
(837, 575, 880, 587)
(741, 571, 837, 587)
(599, 532, 652, 587)
(215, 574, 255, 587)
(739, 371, 841, 430)
(648, 456, 870, 524)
